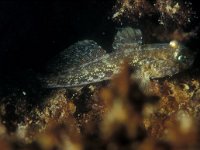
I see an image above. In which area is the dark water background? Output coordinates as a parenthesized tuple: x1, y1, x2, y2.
(0, 0, 199, 91)
(0, 1, 115, 73)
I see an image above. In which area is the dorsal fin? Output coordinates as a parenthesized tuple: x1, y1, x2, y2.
(112, 27, 143, 50)
(47, 40, 106, 72)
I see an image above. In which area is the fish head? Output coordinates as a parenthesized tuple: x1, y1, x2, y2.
(170, 40, 195, 70)
(156, 40, 195, 78)
(141, 41, 195, 79)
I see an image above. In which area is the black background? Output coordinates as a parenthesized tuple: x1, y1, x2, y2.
(0, 0, 199, 79)
(0, 1, 116, 74)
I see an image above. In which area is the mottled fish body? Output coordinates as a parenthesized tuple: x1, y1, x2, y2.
(42, 27, 194, 88)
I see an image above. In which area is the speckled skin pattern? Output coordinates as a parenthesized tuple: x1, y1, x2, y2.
(43, 43, 194, 88)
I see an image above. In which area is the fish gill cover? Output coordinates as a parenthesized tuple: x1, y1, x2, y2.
(0, 0, 199, 150)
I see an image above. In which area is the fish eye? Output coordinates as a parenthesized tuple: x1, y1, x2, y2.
(177, 55, 187, 63)
(178, 55, 187, 61)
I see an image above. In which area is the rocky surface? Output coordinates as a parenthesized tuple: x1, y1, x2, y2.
(0, 63, 200, 150)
